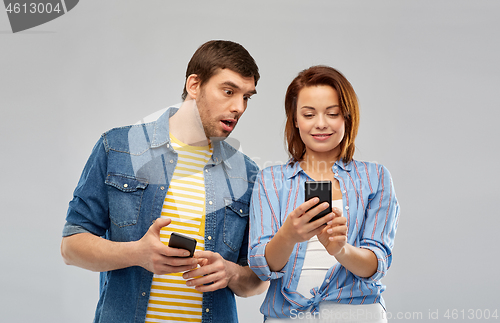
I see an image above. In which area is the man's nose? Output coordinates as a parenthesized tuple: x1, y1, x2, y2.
(231, 97, 246, 114)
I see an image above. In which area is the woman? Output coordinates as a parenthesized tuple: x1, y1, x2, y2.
(249, 66, 399, 322)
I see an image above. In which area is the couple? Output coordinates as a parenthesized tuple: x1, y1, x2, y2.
(61, 40, 399, 323)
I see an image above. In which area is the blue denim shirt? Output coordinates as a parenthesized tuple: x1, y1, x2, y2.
(63, 107, 259, 323)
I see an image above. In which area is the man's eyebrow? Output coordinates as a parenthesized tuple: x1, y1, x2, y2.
(222, 81, 257, 95)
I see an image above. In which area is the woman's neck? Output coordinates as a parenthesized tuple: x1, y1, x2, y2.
(299, 151, 339, 178)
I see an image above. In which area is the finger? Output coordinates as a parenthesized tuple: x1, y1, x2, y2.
(182, 266, 206, 280)
(193, 279, 226, 293)
(193, 250, 216, 260)
(293, 197, 320, 217)
(162, 245, 192, 258)
(332, 207, 343, 217)
(327, 225, 348, 236)
(185, 271, 220, 287)
(151, 217, 171, 232)
(307, 209, 334, 227)
(163, 255, 199, 267)
(329, 235, 348, 242)
(156, 263, 198, 275)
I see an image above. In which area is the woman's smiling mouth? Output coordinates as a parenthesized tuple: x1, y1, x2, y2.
(311, 133, 333, 141)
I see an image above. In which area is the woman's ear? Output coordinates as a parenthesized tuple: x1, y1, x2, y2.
(185, 74, 201, 100)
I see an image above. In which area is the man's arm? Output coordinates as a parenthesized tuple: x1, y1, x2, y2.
(61, 218, 200, 274)
(225, 260, 270, 297)
(182, 251, 269, 297)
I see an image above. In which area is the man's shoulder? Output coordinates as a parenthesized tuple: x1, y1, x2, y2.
(100, 122, 155, 153)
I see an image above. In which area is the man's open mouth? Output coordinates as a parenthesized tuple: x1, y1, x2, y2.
(221, 119, 236, 132)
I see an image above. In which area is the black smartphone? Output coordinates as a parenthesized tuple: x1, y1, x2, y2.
(168, 232, 197, 257)
(305, 181, 332, 222)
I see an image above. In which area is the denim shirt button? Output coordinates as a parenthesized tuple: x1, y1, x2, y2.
(123, 183, 128, 188)
(345, 206, 349, 210)
(169, 160, 174, 164)
(142, 292, 146, 296)
(239, 209, 243, 213)
(206, 308, 210, 313)
(208, 236, 212, 240)
(208, 201, 213, 205)
(160, 186, 165, 190)
(205, 169, 208, 173)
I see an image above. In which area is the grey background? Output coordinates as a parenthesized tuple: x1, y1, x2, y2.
(1, 1, 499, 322)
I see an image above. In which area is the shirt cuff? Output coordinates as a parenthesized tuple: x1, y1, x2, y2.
(249, 243, 286, 281)
(62, 222, 93, 237)
(358, 245, 387, 282)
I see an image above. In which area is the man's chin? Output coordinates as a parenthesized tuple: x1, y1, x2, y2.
(208, 135, 230, 142)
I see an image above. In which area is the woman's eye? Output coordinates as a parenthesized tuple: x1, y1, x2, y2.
(303, 114, 314, 118)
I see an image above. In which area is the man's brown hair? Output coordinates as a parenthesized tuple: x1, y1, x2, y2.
(182, 40, 260, 100)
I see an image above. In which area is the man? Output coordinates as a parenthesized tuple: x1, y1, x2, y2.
(61, 40, 268, 323)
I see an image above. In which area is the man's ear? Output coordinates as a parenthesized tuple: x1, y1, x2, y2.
(185, 74, 201, 100)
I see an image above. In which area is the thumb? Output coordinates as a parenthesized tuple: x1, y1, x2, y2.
(152, 217, 171, 232)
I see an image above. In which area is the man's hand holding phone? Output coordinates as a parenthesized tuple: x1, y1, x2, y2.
(135, 218, 199, 275)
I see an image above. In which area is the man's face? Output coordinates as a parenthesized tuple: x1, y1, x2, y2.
(195, 69, 256, 140)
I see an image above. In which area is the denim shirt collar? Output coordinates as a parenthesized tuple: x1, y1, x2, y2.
(284, 158, 352, 179)
(150, 107, 231, 168)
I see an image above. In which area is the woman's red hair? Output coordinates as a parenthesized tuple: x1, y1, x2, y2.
(284, 65, 360, 164)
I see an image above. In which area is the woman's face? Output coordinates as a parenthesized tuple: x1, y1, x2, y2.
(296, 85, 345, 158)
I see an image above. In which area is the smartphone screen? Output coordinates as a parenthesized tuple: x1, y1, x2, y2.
(305, 180, 332, 222)
(168, 232, 197, 257)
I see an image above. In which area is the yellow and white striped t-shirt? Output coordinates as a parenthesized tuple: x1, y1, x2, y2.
(145, 134, 213, 323)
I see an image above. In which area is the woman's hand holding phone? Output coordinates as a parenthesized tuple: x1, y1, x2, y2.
(280, 197, 334, 245)
(265, 198, 335, 272)
(317, 208, 348, 256)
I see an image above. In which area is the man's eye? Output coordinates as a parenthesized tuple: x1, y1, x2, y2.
(225, 90, 233, 95)
(243, 95, 252, 101)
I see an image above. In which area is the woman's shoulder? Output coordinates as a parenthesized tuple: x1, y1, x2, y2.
(348, 159, 395, 185)
(349, 159, 391, 172)
(260, 161, 296, 176)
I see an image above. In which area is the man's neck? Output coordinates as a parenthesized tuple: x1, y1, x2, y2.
(169, 99, 210, 146)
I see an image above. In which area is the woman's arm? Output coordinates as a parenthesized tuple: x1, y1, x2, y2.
(319, 163, 400, 280)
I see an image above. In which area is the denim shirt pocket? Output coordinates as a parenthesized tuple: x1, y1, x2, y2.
(223, 197, 250, 252)
(105, 173, 148, 227)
